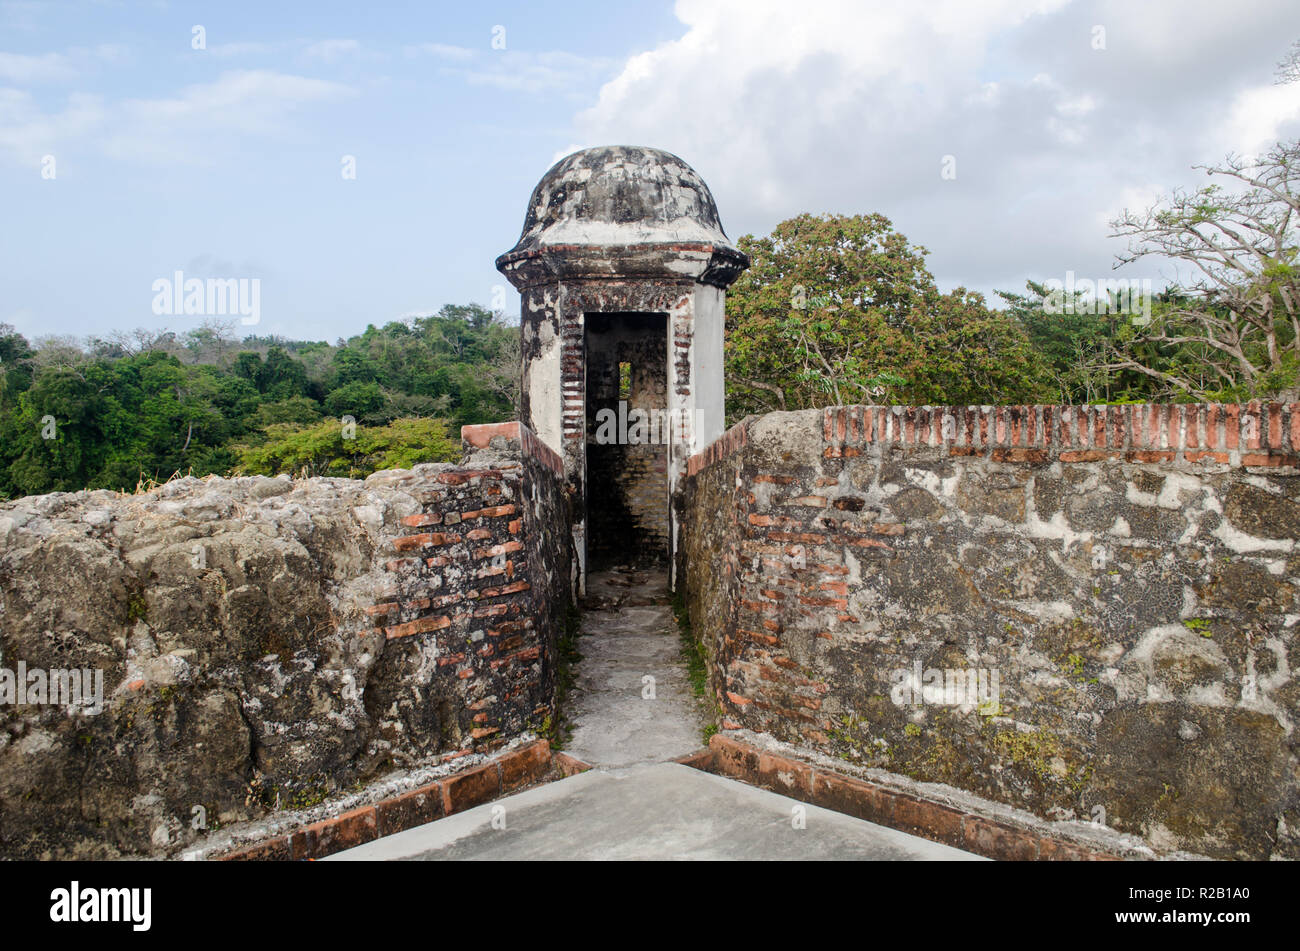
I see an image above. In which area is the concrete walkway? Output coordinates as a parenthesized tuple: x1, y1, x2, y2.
(327, 566, 983, 860)
(327, 762, 985, 861)
(563, 569, 706, 767)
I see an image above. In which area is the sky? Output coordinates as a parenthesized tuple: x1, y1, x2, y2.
(2, 0, 1299, 345)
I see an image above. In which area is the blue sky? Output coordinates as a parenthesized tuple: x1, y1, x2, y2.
(1, 0, 683, 341)
(3, 0, 1299, 344)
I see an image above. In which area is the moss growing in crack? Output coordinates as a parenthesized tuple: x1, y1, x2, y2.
(286, 786, 331, 810)
(827, 713, 863, 744)
(671, 589, 716, 743)
(1061, 652, 1086, 680)
(986, 724, 1089, 794)
(253, 774, 334, 813)
(916, 726, 966, 779)
(990, 727, 1059, 780)
(125, 590, 148, 624)
(671, 589, 708, 699)
(1156, 781, 1181, 807)
(540, 602, 584, 750)
(825, 713, 862, 761)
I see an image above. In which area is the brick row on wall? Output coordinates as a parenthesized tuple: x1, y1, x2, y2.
(815, 402, 1300, 466)
(219, 740, 554, 861)
(672, 311, 692, 399)
(367, 465, 539, 744)
(366, 424, 569, 760)
(685, 419, 748, 476)
(519, 424, 563, 476)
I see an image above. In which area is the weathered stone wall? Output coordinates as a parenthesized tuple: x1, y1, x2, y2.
(0, 423, 568, 858)
(676, 419, 748, 707)
(678, 403, 1300, 860)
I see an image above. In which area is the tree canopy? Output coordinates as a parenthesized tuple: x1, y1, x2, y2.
(725, 212, 1051, 419)
(0, 305, 516, 498)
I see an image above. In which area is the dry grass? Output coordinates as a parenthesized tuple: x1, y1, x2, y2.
(128, 468, 194, 495)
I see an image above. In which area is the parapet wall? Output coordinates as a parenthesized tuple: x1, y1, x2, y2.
(0, 423, 568, 858)
(677, 404, 1300, 860)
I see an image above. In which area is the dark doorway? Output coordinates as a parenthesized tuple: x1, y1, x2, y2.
(584, 312, 669, 570)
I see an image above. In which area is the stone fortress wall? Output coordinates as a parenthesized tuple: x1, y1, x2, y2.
(4, 400, 1298, 861)
(678, 402, 1300, 860)
(0, 423, 568, 858)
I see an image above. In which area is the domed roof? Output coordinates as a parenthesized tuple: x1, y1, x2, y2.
(496, 146, 747, 287)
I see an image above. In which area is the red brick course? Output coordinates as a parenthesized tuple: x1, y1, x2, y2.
(218, 739, 554, 861)
(689, 403, 1300, 477)
(700, 734, 1124, 861)
(686, 419, 748, 476)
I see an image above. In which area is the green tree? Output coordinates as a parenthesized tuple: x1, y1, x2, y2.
(323, 380, 388, 421)
(0, 302, 518, 499)
(725, 213, 1049, 418)
(233, 417, 458, 479)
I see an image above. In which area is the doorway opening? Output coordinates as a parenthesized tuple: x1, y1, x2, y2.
(584, 312, 669, 570)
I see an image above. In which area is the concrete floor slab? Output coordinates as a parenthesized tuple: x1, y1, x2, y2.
(326, 762, 985, 861)
(564, 570, 706, 767)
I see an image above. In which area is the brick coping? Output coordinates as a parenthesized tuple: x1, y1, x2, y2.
(686, 403, 1300, 477)
(822, 402, 1300, 464)
(203, 737, 1193, 861)
(686, 419, 748, 476)
(461, 421, 564, 477)
(693, 733, 1176, 861)
(462, 421, 522, 448)
(213, 739, 557, 861)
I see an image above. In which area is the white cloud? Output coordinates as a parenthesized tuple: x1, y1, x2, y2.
(462, 51, 618, 94)
(1212, 82, 1300, 157)
(408, 43, 476, 62)
(0, 44, 127, 87)
(0, 70, 355, 166)
(208, 41, 281, 58)
(409, 43, 618, 95)
(0, 51, 76, 83)
(301, 39, 361, 63)
(0, 88, 107, 164)
(0, 1, 46, 33)
(569, 0, 1300, 297)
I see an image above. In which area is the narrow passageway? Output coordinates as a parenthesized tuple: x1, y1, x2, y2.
(331, 567, 985, 860)
(563, 567, 707, 767)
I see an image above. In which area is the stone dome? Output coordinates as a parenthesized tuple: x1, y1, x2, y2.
(496, 146, 747, 285)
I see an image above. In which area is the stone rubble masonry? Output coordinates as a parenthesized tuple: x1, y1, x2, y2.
(217, 738, 554, 861)
(677, 403, 1300, 861)
(0, 424, 570, 859)
(461, 420, 564, 479)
